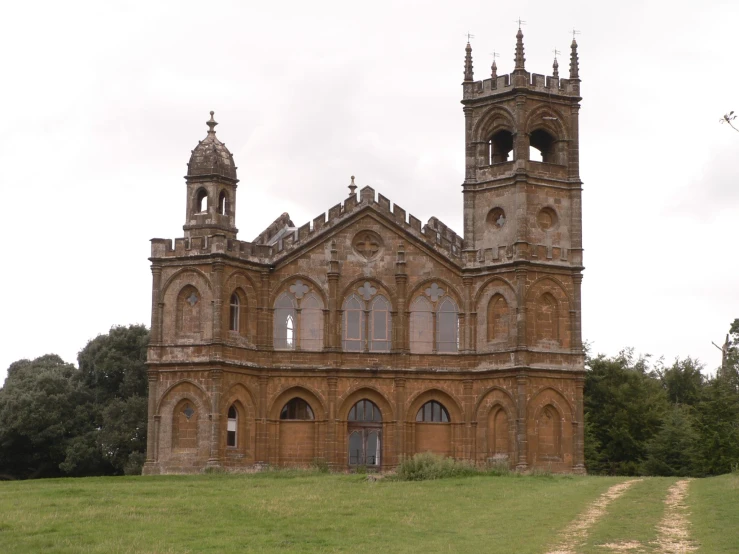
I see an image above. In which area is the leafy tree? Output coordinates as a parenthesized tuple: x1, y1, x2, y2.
(643, 405, 700, 476)
(0, 355, 109, 479)
(76, 325, 150, 475)
(584, 350, 668, 475)
(0, 325, 150, 479)
(656, 357, 704, 406)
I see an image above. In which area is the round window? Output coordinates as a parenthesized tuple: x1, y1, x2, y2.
(537, 207, 558, 231)
(487, 207, 506, 229)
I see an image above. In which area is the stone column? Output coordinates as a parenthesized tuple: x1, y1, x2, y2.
(463, 379, 474, 460)
(572, 274, 583, 350)
(515, 268, 528, 349)
(150, 264, 162, 344)
(462, 106, 476, 246)
(143, 370, 159, 471)
(256, 374, 269, 464)
(573, 376, 586, 473)
(394, 377, 406, 466)
(212, 261, 224, 341)
(462, 277, 473, 353)
(516, 373, 529, 471)
(394, 243, 408, 353)
(207, 369, 223, 467)
(258, 272, 270, 349)
(326, 375, 338, 467)
(327, 241, 340, 351)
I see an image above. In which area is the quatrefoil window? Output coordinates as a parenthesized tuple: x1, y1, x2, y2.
(358, 282, 377, 301)
(289, 280, 310, 300)
(183, 404, 195, 420)
(424, 283, 445, 302)
(186, 292, 199, 306)
(352, 231, 383, 260)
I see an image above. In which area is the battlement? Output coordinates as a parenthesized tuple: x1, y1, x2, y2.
(463, 72, 580, 101)
(151, 185, 464, 263)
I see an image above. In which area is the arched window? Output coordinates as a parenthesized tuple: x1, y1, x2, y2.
(370, 295, 391, 352)
(488, 130, 514, 164)
(348, 399, 382, 422)
(300, 294, 324, 351)
(487, 294, 509, 342)
(229, 293, 240, 332)
(410, 296, 433, 354)
(177, 285, 201, 336)
(280, 398, 314, 420)
(530, 129, 556, 163)
(274, 293, 297, 349)
(537, 405, 562, 460)
(436, 297, 459, 353)
(342, 295, 364, 352)
(416, 400, 450, 423)
(227, 404, 238, 447)
(173, 399, 198, 449)
(218, 190, 228, 215)
(196, 188, 208, 213)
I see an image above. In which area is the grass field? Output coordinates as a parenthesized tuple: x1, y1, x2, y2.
(0, 471, 736, 553)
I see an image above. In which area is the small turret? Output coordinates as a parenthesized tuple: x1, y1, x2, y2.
(514, 28, 525, 71)
(464, 41, 474, 82)
(552, 56, 559, 79)
(569, 38, 579, 79)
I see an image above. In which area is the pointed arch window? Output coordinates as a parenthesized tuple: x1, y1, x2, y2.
(274, 293, 297, 350)
(227, 404, 238, 447)
(177, 285, 201, 337)
(300, 293, 324, 351)
(342, 295, 365, 352)
(195, 188, 208, 213)
(410, 296, 433, 354)
(535, 292, 559, 343)
(370, 295, 391, 352)
(416, 400, 450, 423)
(218, 190, 228, 215)
(436, 297, 459, 353)
(280, 398, 314, 420)
(229, 293, 240, 333)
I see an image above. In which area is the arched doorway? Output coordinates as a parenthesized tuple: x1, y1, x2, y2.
(347, 399, 382, 467)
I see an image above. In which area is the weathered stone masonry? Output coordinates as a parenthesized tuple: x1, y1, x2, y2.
(143, 30, 586, 474)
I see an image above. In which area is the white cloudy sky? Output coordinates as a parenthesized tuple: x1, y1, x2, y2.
(1, 0, 737, 384)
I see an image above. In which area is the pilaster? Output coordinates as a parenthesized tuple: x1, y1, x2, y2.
(516, 373, 528, 471)
(207, 369, 223, 466)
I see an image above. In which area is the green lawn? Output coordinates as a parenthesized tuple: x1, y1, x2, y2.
(0, 472, 736, 553)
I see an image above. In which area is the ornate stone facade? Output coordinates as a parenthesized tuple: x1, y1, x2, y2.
(143, 32, 586, 474)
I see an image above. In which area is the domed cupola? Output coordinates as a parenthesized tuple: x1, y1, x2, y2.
(183, 111, 239, 240)
(187, 111, 238, 181)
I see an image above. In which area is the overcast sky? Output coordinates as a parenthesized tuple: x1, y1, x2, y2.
(1, 0, 737, 385)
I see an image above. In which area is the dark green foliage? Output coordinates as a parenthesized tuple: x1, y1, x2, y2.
(0, 326, 149, 479)
(643, 405, 700, 476)
(584, 350, 667, 475)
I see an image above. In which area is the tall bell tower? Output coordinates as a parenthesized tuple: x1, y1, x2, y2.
(461, 29, 582, 270)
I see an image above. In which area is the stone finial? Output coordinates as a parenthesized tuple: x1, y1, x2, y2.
(464, 41, 474, 82)
(514, 28, 526, 70)
(348, 175, 357, 196)
(553, 57, 559, 79)
(491, 59, 498, 79)
(206, 111, 218, 134)
(569, 39, 579, 79)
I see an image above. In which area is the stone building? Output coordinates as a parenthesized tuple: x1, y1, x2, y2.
(143, 30, 586, 474)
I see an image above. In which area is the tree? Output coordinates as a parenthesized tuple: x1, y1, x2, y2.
(656, 357, 704, 406)
(0, 355, 108, 479)
(643, 405, 700, 476)
(584, 350, 668, 475)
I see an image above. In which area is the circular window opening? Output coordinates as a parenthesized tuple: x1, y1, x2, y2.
(537, 207, 558, 231)
(352, 230, 384, 260)
(487, 207, 506, 229)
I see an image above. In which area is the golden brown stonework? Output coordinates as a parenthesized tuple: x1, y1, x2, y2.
(143, 32, 585, 474)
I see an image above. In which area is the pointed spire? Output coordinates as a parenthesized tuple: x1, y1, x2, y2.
(491, 58, 498, 79)
(569, 38, 579, 79)
(464, 41, 474, 82)
(206, 111, 218, 135)
(552, 57, 559, 79)
(514, 27, 525, 70)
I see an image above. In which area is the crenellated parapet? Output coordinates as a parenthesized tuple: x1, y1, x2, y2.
(151, 185, 464, 263)
(463, 73, 580, 100)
